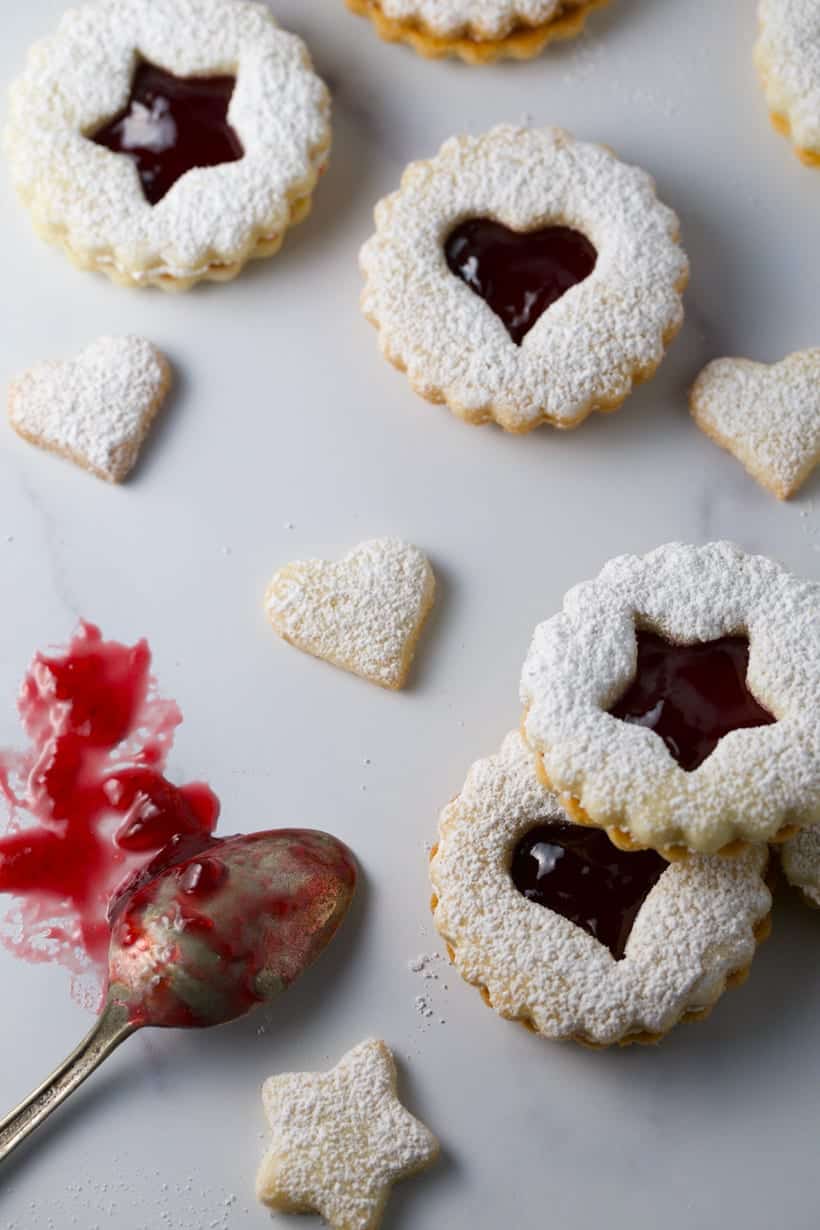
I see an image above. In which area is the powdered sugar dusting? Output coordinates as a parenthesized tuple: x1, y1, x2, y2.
(256, 1039, 440, 1230)
(377, 0, 569, 39)
(4, 0, 330, 285)
(781, 823, 820, 908)
(431, 732, 771, 1045)
(691, 350, 820, 500)
(360, 125, 688, 432)
(265, 538, 436, 690)
(521, 542, 820, 854)
(756, 0, 820, 156)
(8, 336, 170, 482)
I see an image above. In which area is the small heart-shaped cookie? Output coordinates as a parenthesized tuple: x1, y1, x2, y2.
(266, 538, 435, 690)
(690, 350, 820, 500)
(8, 336, 171, 483)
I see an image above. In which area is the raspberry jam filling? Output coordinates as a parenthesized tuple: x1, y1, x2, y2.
(0, 623, 219, 974)
(444, 218, 597, 345)
(609, 632, 776, 772)
(91, 60, 244, 205)
(510, 822, 666, 960)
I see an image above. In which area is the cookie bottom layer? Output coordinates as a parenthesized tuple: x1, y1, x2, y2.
(768, 110, 820, 167)
(24, 145, 328, 292)
(346, 0, 610, 64)
(429, 875, 772, 1048)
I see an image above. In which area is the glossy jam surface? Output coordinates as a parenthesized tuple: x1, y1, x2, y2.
(609, 632, 776, 772)
(444, 218, 597, 345)
(108, 829, 357, 1029)
(0, 624, 219, 981)
(510, 822, 667, 960)
(91, 61, 243, 205)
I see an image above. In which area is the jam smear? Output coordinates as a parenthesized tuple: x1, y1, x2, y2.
(91, 60, 244, 206)
(510, 822, 666, 960)
(0, 623, 219, 975)
(609, 632, 776, 773)
(444, 218, 597, 345)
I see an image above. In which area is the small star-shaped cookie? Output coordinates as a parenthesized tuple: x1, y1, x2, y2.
(256, 1039, 440, 1230)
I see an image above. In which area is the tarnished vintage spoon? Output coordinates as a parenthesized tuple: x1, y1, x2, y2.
(0, 828, 357, 1164)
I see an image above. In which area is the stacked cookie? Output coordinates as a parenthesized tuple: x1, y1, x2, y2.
(431, 542, 820, 1046)
(346, 0, 611, 64)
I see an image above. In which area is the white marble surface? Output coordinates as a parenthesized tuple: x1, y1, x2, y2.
(0, 1, 819, 1227)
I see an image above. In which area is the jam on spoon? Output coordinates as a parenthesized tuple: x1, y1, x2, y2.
(91, 60, 244, 205)
(609, 632, 776, 772)
(511, 822, 667, 960)
(0, 828, 357, 1163)
(444, 218, 597, 345)
(0, 623, 219, 973)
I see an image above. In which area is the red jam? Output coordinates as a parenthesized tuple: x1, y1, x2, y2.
(0, 624, 219, 973)
(609, 632, 776, 772)
(107, 829, 357, 1029)
(510, 822, 667, 960)
(91, 61, 244, 205)
(444, 218, 597, 345)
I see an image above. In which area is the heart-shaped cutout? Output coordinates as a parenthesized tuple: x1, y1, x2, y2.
(444, 217, 597, 344)
(609, 632, 776, 773)
(266, 538, 436, 690)
(8, 336, 171, 483)
(691, 351, 820, 499)
(510, 821, 666, 960)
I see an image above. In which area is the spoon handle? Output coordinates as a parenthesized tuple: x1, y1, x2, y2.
(0, 999, 137, 1165)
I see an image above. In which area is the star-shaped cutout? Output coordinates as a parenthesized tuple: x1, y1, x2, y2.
(256, 1039, 440, 1230)
(91, 60, 243, 206)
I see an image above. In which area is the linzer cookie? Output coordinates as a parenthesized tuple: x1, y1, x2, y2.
(521, 542, 820, 857)
(755, 0, 820, 165)
(8, 337, 171, 482)
(256, 1039, 440, 1229)
(360, 126, 688, 432)
(780, 825, 820, 908)
(431, 733, 772, 1046)
(4, 0, 331, 289)
(691, 350, 820, 500)
(345, 0, 610, 64)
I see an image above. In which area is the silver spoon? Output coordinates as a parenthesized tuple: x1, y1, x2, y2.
(0, 828, 357, 1164)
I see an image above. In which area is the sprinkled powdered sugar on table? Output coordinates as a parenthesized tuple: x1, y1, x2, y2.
(266, 538, 436, 690)
(360, 125, 689, 432)
(4, 0, 331, 286)
(521, 541, 820, 854)
(431, 731, 772, 1046)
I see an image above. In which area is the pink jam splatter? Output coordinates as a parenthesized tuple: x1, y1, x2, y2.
(0, 623, 219, 986)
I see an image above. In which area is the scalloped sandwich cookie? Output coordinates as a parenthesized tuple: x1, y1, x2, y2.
(780, 824, 820, 908)
(4, 0, 331, 289)
(345, 0, 611, 64)
(521, 542, 820, 858)
(756, 0, 820, 165)
(361, 126, 688, 432)
(431, 733, 772, 1047)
